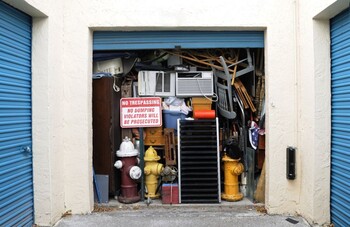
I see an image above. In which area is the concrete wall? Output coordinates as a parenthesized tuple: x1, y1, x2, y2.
(5, 0, 349, 226)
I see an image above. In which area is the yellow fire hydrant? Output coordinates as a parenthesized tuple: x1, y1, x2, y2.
(144, 146, 164, 198)
(222, 153, 244, 201)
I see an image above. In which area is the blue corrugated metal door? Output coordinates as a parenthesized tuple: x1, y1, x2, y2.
(93, 31, 264, 50)
(0, 1, 33, 226)
(331, 7, 350, 226)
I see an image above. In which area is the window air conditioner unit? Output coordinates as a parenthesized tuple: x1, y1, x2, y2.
(176, 71, 214, 97)
(93, 58, 123, 75)
(138, 71, 176, 97)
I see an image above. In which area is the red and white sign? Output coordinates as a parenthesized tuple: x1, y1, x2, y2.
(120, 97, 162, 128)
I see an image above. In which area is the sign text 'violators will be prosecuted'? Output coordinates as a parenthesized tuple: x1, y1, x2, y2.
(120, 97, 162, 128)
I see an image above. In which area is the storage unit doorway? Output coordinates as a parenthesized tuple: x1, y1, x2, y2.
(0, 1, 34, 226)
(92, 30, 266, 205)
(330, 8, 350, 226)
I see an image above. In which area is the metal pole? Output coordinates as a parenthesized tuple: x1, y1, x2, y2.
(139, 128, 145, 201)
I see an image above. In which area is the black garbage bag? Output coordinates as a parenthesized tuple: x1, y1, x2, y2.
(224, 139, 242, 160)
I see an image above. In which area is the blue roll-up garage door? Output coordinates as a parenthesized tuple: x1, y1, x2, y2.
(331, 7, 350, 226)
(93, 31, 264, 50)
(0, 1, 33, 226)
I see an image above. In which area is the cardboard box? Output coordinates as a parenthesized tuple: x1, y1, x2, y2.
(192, 97, 212, 111)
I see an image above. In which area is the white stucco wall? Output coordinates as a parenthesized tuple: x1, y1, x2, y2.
(297, 0, 349, 224)
(5, 0, 349, 226)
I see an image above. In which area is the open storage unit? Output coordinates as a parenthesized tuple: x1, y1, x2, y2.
(92, 31, 266, 205)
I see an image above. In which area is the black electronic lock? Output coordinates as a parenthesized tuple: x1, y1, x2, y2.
(286, 147, 296, 180)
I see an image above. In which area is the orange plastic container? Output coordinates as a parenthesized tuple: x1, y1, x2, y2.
(193, 110, 216, 119)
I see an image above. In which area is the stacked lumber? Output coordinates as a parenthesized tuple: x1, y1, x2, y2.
(233, 78, 256, 112)
(165, 49, 256, 113)
(165, 49, 240, 73)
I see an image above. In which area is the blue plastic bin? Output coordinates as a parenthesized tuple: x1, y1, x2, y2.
(163, 110, 187, 134)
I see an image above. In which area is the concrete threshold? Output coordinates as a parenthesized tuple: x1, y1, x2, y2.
(55, 198, 310, 227)
(105, 196, 260, 208)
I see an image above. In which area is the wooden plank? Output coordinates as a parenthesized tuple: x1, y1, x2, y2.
(236, 79, 256, 112)
(166, 51, 236, 73)
(231, 64, 238, 85)
(164, 128, 176, 166)
(233, 82, 249, 109)
(254, 161, 265, 203)
(231, 51, 240, 85)
(257, 76, 265, 117)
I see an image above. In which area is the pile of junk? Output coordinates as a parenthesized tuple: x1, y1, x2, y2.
(92, 47, 266, 205)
